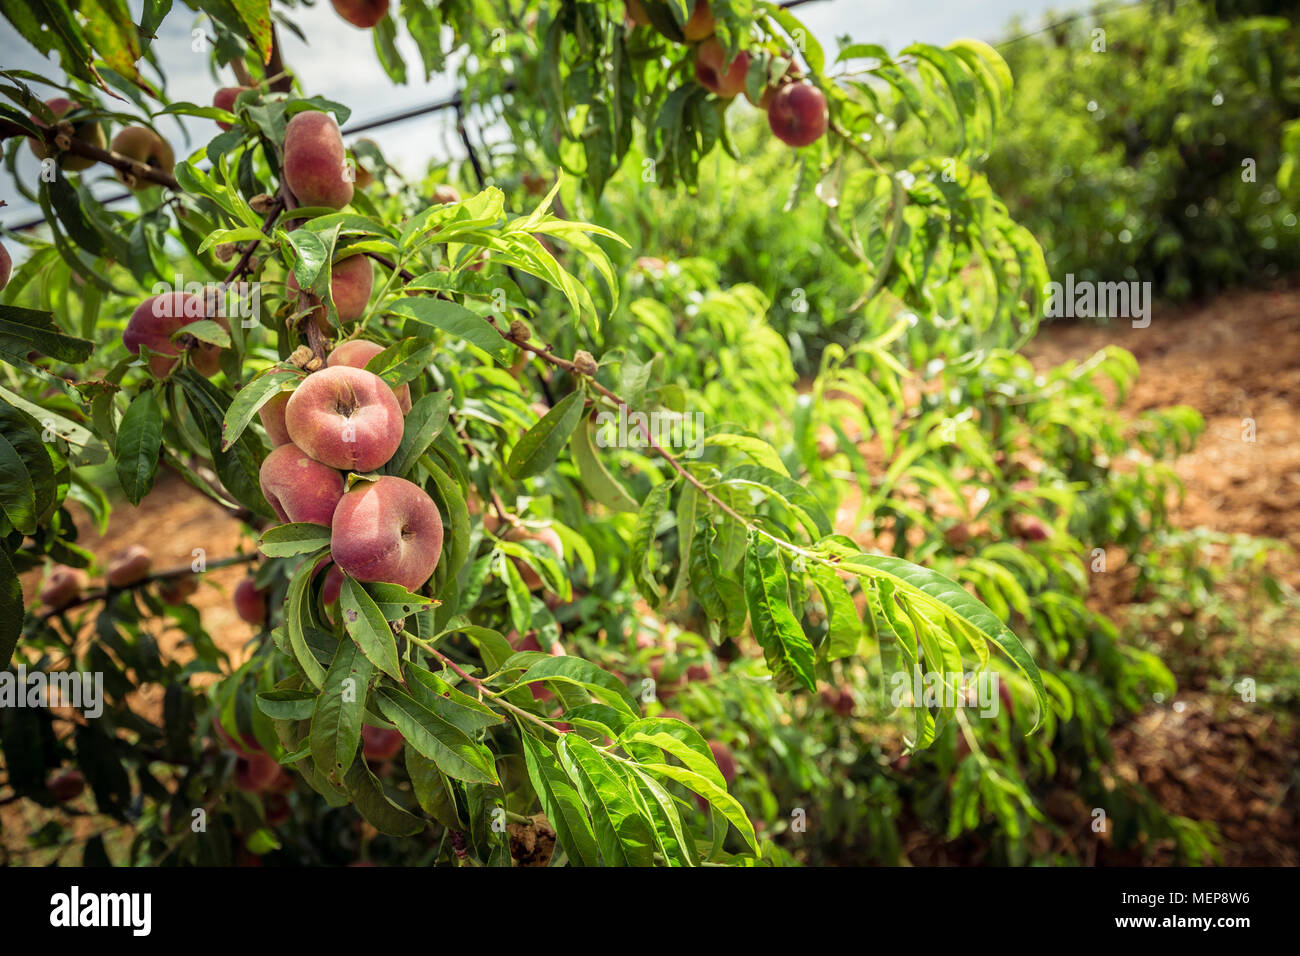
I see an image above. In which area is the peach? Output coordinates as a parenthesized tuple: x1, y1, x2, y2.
(683, 1, 715, 41)
(330, 476, 443, 591)
(28, 98, 104, 171)
(258, 390, 292, 446)
(0, 241, 10, 290)
(432, 184, 461, 205)
(283, 111, 353, 209)
(122, 292, 225, 378)
(235, 751, 281, 792)
(234, 575, 268, 625)
(625, 0, 649, 27)
(287, 254, 374, 329)
(258, 442, 346, 525)
(326, 339, 411, 412)
(331, 0, 389, 29)
(107, 545, 152, 588)
(264, 792, 291, 825)
(47, 769, 85, 802)
(110, 126, 175, 189)
(39, 565, 86, 609)
(157, 573, 200, 604)
(284, 366, 404, 472)
(320, 564, 345, 605)
(213, 86, 249, 131)
(362, 725, 404, 761)
(767, 81, 828, 147)
(504, 525, 563, 591)
(709, 740, 737, 784)
(695, 39, 749, 98)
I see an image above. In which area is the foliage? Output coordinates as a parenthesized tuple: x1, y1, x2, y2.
(986, 0, 1300, 304)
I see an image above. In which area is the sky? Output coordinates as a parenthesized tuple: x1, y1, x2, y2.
(0, 0, 1075, 231)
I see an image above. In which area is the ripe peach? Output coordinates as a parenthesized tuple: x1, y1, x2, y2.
(683, 1, 715, 41)
(284, 366, 404, 472)
(326, 339, 412, 412)
(47, 769, 85, 802)
(287, 254, 374, 329)
(320, 564, 345, 605)
(258, 390, 293, 446)
(283, 111, 353, 210)
(157, 573, 200, 604)
(330, 476, 443, 592)
(625, 0, 650, 27)
(362, 725, 404, 761)
(0, 241, 10, 290)
(235, 751, 281, 792)
(106, 545, 152, 588)
(695, 39, 749, 98)
(264, 792, 291, 825)
(709, 740, 737, 784)
(213, 86, 249, 131)
(258, 442, 346, 525)
(28, 98, 104, 171)
(767, 81, 828, 147)
(234, 575, 268, 625)
(432, 184, 461, 205)
(331, 0, 389, 29)
(122, 292, 225, 377)
(504, 525, 563, 591)
(39, 565, 86, 609)
(110, 126, 175, 189)
(1009, 514, 1051, 541)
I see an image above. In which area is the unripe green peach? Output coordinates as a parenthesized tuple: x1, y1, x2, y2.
(283, 111, 353, 210)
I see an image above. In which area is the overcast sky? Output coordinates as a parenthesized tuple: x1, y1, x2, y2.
(0, 0, 1074, 231)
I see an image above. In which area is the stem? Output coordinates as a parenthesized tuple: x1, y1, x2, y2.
(24, 119, 180, 189)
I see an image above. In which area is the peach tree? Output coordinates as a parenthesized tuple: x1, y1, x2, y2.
(0, 0, 1060, 865)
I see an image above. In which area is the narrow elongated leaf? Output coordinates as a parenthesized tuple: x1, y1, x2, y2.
(570, 414, 637, 512)
(520, 733, 601, 866)
(113, 389, 163, 505)
(743, 533, 816, 692)
(810, 564, 862, 659)
(258, 522, 331, 558)
(343, 760, 425, 836)
(222, 367, 300, 451)
(506, 388, 585, 479)
(387, 298, 510, 363)
(386, 391, 451, 478)
(557, 735, 655, 866)
(508, 655, 639, 716)
(375, 686, 498, 785)
(630, 479, 673, 606)
(339, 576, 403, 681)
(310, 638, 373, 782)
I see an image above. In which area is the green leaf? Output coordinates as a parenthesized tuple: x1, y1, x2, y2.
(0, 400, 53, 535)
(342, 759, 425, 836)
(258, 522, 332, 558)
(221, 367, 300, 451)
(689, 519, 747, 638)
(361, 581, 439, 621)
(0, 304, 94, 367)
(364, 337, 436, 387)
(386, 391, 451, 478)
(115, 390, 163, 509)
(569, 414, 637, 512)
(285, 551, 331, 688)
(311, 637, 373, 783)
(507, 655, 639, 717)
(630, 480, 674, 607)
(375, 686, 499, 785)
(520, 733, 601, 866)
(556, 735, 655, 866)
(636, 761, 759, 854)
(810, 564, 862, 659)
(506, 388, 586, 480)
(387, 298, 510, 363)
(255, 690, 317, 721)
(835, 550, 1049, 729)
(0, 547, 21, 667)
(339, 576, 403, 681)
(743, 533, 816, 692)
(722, 463, 831, 538)
(704, 433, 788, 475)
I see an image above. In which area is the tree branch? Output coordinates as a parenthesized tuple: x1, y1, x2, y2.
(38, 552, 259, 620)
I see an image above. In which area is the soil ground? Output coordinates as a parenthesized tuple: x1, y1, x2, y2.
(8, 286, 1299, 865)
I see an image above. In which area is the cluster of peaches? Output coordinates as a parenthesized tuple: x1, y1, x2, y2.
(628, 0, 830, 148)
